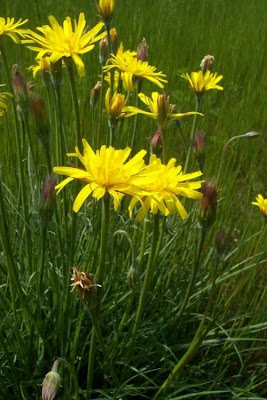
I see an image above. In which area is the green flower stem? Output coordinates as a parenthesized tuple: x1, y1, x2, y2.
(109, 123, 115, 146)
(127, 214, 160, 360)
(1, 45, 32, 273)
(87, 195, 111, 397)
(153, 216, 166, 266)
(105, 23, 114, 99)
(177, 228, 207, 318)
(97, 67, 104, 148)
(57, 358, 80, 400)
(184, 94, 202, 173)
(159, 126, 168, 164)
(131, 79, 142, 151)
(38, 225, 47, 299)
(66, 58, 81, 144)
(54, 85, 66, 165)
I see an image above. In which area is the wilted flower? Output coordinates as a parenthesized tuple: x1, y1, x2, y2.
(23, 13, 105, 77)
(0, 84, 13, 117)
(198, 183, 218, 230)
(200, 55, 214, 73)
(181, 70, 223, 93)
(0, 17, 27, 44)
(71, 267, 101, 309)
(12, 64, 29, 113)
(99, 36, 109, 65)
(90, 81, 102, 107)
(137, 38, 148, 62)
(251, 194, 267, 218)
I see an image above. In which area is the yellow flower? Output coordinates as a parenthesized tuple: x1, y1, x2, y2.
(105, 88, 126, 125)
(103, 46, 167, 91)
(104, 70, 120, 90)
(97, 0, 116, 23)
(0, 84, 13, 117)
(252, 194, 267, 217)
(0, 17, 28, 44)
(123, 92, 203, 129)
(181, 70, 223, 93)
(23, 13, 105, 77)
(53, 140, 147, 212)
(129, 155, 203, 221)
(29, 57, 51, 78)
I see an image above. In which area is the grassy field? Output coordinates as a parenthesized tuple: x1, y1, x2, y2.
(0, 0, 266, 399)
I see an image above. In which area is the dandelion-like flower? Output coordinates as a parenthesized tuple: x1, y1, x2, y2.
(104, 46, 167, 91)
(123, 91, 202, 129)
(181, 70, 223, 93)
(105, 88, 126, 126)
(252, 194, 267, 217)
(129, 155, 203, 221)
(29, 57, 51, 78)
(53, 140, 147, 212)
(0, 84, 13, 117)
(23, 13, 105, 77)
(0, 17, 27, 44)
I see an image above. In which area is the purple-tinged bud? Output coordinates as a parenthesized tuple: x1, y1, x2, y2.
(12, 64, 29, 113)
(200, 55, 215, 73)
(150, 129, 162, 156)
(198, 183, 218, 230)
(99, 36, 109, 65)
(29, 92, 51, 145)
(193, 131, 205, 171)
(137, 38, 148, 62)
(90, 81, 102, 108)
(39, 175, 56, 226)
(41, 360, 61, 400)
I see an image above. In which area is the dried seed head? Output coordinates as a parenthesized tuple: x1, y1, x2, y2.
(71, 267, 101, 310)
(200, 55, 215, 73)
(90, 81, 102, 107)
(12, 64, 29, 113)
(198, 183, 218, 230)
(137, 38, 148, 62)
(99, 36, 109, 65)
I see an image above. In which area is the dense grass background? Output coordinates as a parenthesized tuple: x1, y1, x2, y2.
(0, 0, 266, 399)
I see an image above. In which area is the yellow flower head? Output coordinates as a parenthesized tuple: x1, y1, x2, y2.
(0, 17, 28, 44)
(0, 84, 13, 117)
(252, 194, 267, 217)
(97, 0, 116, 23)
(29, 56, 51, 78)
(23, 13, 105, 77)
(103, 47, 167, 91)
(129, 155, 203, 221)
(53, 140, 147, 212)
(181, 70, 223, 93)
(123, 92, 203, 129)
(105, 88, 126, 124)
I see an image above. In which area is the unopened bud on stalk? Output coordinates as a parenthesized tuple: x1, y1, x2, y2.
(99, 36, 109, 65)
(97, 0, 116, 23)
(198, 183, 218, 230)
(110, 27, 118, 53)
(71, 267, 101, 310)
(200, 55, 214, 73)
(193, 131, 205, 171)
(41, 359, 61, 400)
(39, 174, 56, 226)
(105, 88, 126, 127)
(29, 92, 51, 144)
(157, 92, 169, 128)
(150, 128, 162, 156)
(137, 38, 148, 62)
(50, 59, 62, 87)
(12, 64, 29, 113)
(90, 81, 102, 107)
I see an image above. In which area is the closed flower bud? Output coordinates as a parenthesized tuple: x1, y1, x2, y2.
(157, 92, 169, 128)
(193, 131, 205, 171)
(29, 92, 51, 144)
(150, 128, 162, 156)
(41, 360, 61, 400)
(99, 36, 109, 65)
(39, 175, 56, 226)
(137, 38, 148, 62)
(50, 59, 62, 87)
(90, 81, 102, 108)
(200, 55, 215, 73)
(12, 64, 29, 113)
(198, 183, 218, 230)
(97, 0, 115, 23)
(71, 267, 101, 310)
(110, 27, 118, 53)
(105, 88, 126, 127)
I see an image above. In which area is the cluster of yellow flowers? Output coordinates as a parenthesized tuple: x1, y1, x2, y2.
(54, 139, 203, 221)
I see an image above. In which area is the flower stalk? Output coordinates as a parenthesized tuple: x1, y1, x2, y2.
(184, 94, 202, 173)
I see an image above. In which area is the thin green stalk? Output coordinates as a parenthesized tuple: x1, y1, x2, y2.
(54, 85, 66, 165)
(127, 214, 160, 360)
(97, 67, 104, 148)
(66, 58, 81, 144)
(38, 226, 47, 298)
(23, 112, 38, 176)
(105, 23, 114, 99)
(109, 124, 115, 146)
(131, 79, 142, 150)
(57, 358, 80, 400)
(159, 126, 168, 164)
(87, 195, 111, 397)
(184, 94, 202, 173)
(177, 228, 207, 318)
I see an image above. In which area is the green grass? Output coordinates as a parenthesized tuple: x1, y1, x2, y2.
(0, 0, 266, 399)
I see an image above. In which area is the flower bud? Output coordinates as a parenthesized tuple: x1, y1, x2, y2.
(137, 38, 148, 62)
(198, 183, 218, 230)
(99, 36, 109, 65)
(90, 81, 102, 108)
(157, 92, 169, 128)
(110, 27, 118, 53)
(150, 128, 162, 156)
(71, 267, 101, 310)
(97, 0, 115, 23)
(12, 64, 29, 113)
(50, 59, 62, 87)
(200, 55, 214, 73)
(39, 175, 56, 226)
(29, 92, 51, 145)
(193, 131, 205, 171)
(42, 360, 61, 400)
(105, 88, 126, 127)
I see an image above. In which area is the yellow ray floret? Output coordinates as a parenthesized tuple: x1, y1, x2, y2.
(0, 17, 28, 43)
(53, 140, 147, 212)
(181, 70, 223, 93)
(251, 194, 267, 217)
(22, 13, 105, 77)
(0, 84, 13, 117)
